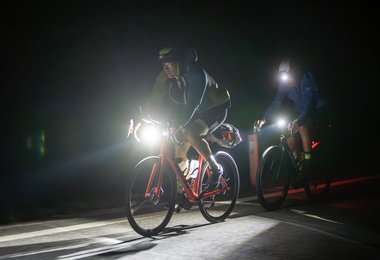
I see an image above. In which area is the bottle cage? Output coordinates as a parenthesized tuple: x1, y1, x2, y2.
(207, 123, 242, 148)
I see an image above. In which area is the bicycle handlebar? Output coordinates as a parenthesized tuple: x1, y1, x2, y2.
(128, 117, 184, 146)
(252, 120, 264, 134)
(252, 119, 299, 137)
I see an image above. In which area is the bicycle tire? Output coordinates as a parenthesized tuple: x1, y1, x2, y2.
(125, 156, 177, 237)
(198, 151, 240, 222)
(256, 145, 290, 211)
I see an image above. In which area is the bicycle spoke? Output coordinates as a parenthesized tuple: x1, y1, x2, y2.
(131, 199, 149, 214)
(125, 156, 176, 237)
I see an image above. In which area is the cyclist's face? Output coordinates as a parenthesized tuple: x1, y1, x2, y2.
(162, 61, 179, 79)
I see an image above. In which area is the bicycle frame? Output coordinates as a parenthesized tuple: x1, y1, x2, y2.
(281, 127, 322, 174)
(280, 135, 298, 168)
(275, 134, 307, 187)
(126, 119, 240, 236)
(144, 126, 229, 203)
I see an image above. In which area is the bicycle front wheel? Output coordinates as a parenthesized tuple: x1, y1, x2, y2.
(256, 145, 290, 211)
(198, 151, 240, 223)
(125, 156, 177, 237)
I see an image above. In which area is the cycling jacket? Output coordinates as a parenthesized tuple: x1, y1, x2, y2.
(263, 70, 319, 124)
(150, 63, 231, 128)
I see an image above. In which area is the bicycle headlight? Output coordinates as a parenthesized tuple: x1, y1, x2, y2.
(280, 73, 289, 82)
(136, 125, 163, 145)
(276, 118, 287, 129)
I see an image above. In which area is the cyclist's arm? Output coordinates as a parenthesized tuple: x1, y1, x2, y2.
(296, 72, 319, 124)
(262, 83, 287, 121)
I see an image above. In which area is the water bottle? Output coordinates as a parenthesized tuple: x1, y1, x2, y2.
(188, 159, 199, 179)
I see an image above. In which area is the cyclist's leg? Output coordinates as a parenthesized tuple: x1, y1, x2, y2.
(182, 120, 217, 170)
(175, 142, 191, 176)
(183, 107, 226, 181)
(287, 132, 303, 162)
(286, 135, 298, 160)
(298, 119, 314, 175)
(299, 122, 312, 154)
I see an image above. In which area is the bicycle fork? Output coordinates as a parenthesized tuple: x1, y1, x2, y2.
(144, 157, 167, 204)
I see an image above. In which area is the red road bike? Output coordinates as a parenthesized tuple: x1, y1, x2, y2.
(125, 120, 240, 236)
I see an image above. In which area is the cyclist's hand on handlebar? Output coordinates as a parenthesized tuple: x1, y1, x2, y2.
(258, 119, 266, 128)
(127, 119, 135, 138)
(254, 119, 266, 129)
(127, 118, 142, 140)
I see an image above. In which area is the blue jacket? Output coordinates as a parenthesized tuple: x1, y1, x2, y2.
(263, 70, 319, 124)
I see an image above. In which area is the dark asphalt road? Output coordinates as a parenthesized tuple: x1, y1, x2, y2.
(0, 172, 379, 259)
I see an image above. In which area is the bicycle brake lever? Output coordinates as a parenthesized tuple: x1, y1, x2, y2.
(170, 128, 184, 146)
(253, 120, 261, 134)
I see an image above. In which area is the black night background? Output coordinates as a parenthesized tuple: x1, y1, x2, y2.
(1, 2, 378, 222)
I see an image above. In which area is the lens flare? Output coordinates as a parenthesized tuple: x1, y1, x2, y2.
(277, 119, 287, 128)
(138, 125, 163, 145)
(280, 73, 289, 81)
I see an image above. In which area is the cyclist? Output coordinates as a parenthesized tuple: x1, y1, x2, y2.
(148, 47, 231, 190)
(257, 58, 321, 174)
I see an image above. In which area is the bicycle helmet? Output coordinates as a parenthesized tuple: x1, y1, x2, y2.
(158, 47, 198, 64)
(279, 59, 290, 74)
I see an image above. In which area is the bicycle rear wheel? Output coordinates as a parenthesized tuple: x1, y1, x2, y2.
(198, 151, 240, 223)
(125, 156, 177, 237)
(303, 142, 332, 201)
(256, 145, 290, 210)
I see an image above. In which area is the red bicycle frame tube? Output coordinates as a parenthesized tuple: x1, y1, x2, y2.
(144, 128, 229, 202)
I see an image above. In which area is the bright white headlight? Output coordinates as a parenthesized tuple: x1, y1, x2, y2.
(277, 118, 287, 128)
(139, 125, 161, 144)
(280, 73, 289, 81)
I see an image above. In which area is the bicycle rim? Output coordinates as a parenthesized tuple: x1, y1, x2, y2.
(256, 145, 289, 210)
(125, 156, 176, 236)
(198, 151, 240, 222)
